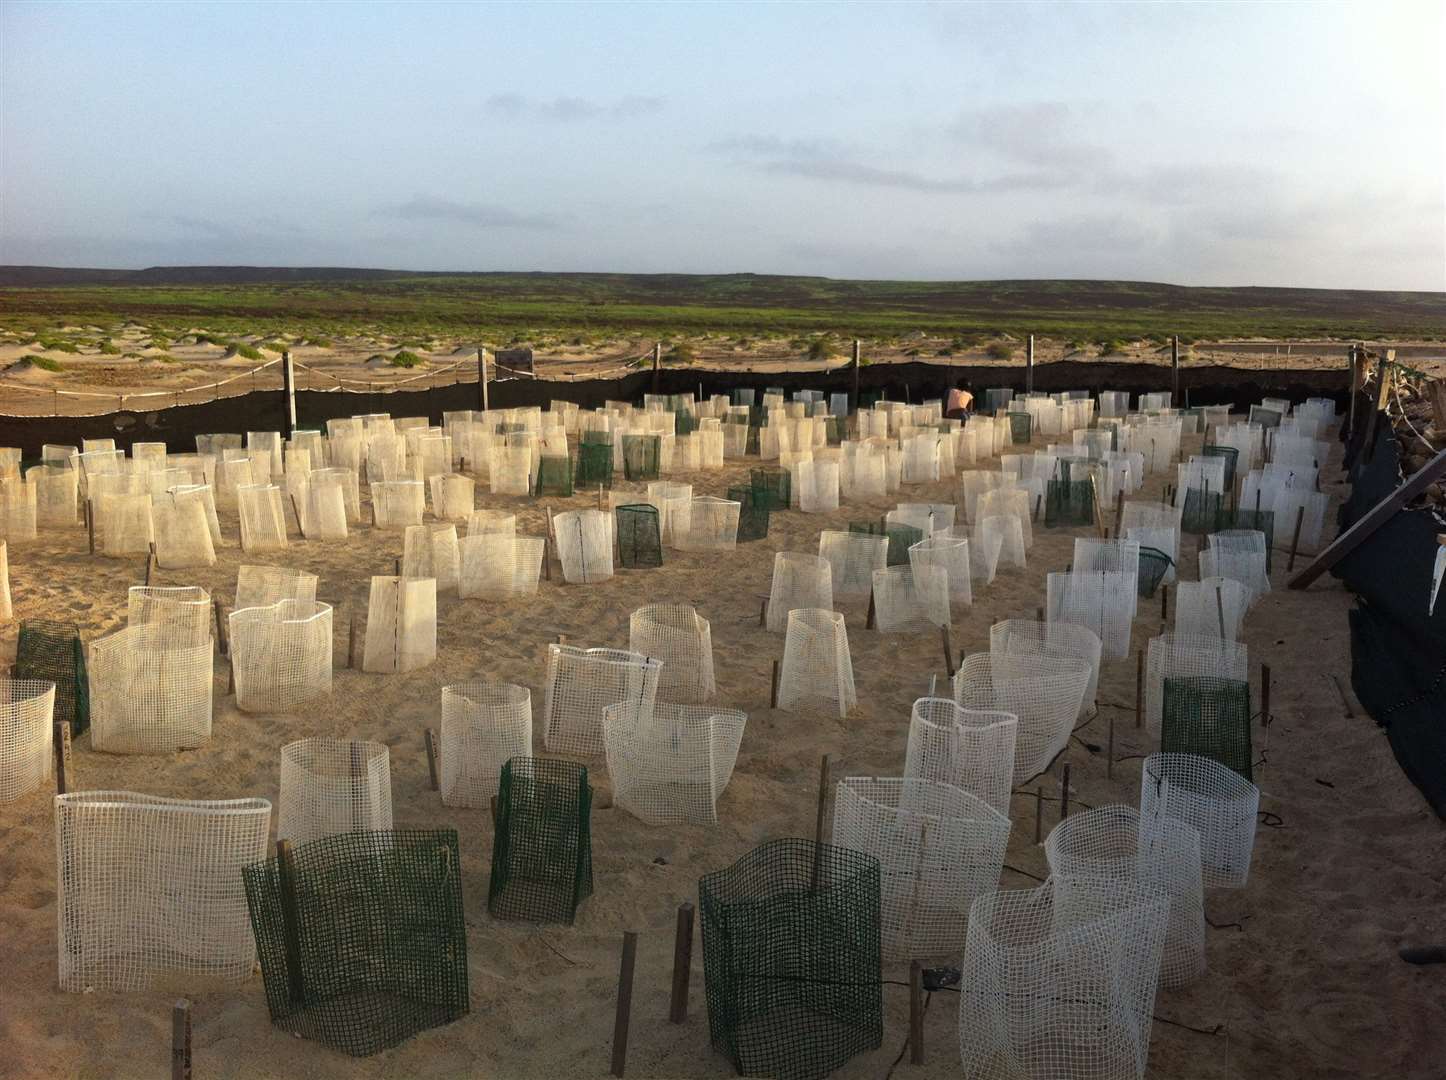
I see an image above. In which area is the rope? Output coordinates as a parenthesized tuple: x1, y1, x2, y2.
(0, 356, 282, 400)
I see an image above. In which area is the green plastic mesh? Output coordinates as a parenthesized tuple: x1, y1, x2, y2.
(622, 435, 661, 481)
(14, 619, 89, 735)
(1181, 488, 1226, 535)
(241, 829, 469, 1057)
(496, 422, 526, 436)
(1218, 507, 1276, 570)
(1044, 480, 1095, 528)
(1137, 546, 1172, 597)
(488, 758, 593, 925)
(575, 443, 613, 489)
(675, 411, 699, 436)
(616, 504, 663, 568)
(1201, 445, 1239, 490)
(849, 522, 922, 566)
(1161, 676, 1253, 781)
(726, 486, 771, 542)
(700, 838, 882, 1080)
(751, 468, 792, 511)
(745, 424, 762, 456)
(765, 386, 785, 398)
(1008, 411, 1032, 444)
(825, 417, 846, 446)
(534, 454, 575, 497)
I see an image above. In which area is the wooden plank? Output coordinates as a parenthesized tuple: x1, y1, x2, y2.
(171, 1000, 192, 1080)
(610, 931, 639, 1077)
(669, 902, 695, 1023)
(1290, 442, 1446, 589)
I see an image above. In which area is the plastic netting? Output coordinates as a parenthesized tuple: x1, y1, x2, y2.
(1161, 676, 1254, 781)
(778, 608, 856, 717)
(989, 618, 1101, 721)
(127, 585, 212, 644)
(1142, 752, 1259, 889)
(1174, 577, 1249, 641)
(646, 481, 693, 546)
(457, 535, 544, 599)
(1008, 411, 1033, 444)
(1180, 488, 1226, 535)
(849, 520, 923, 567)
(904, 535, 972, 607)
(229, 599, 333, 713)
(1146, 632, 1250, 730)
(238, 484, 289, 552)
(97, 492, 153, 556)
(1132, 547, 1170, 598)
(700, 838, 881, 1080)
(428, 473, 474, 522)
(629, 604, 716, 702)
(871, 564, 950, 633)
(0, 476, 38, 542)
(362, 576, 436, 673)
(676, 496, 741, 551)
(616, 504, 663, 569)
(402, 524, 460, 592)
(372, 480, 425, 528)
(488, 445, 532, 495)
(622, 435, 661, 481)
(533, 454, 574, 497)
(487, 757, 593, 924)
(954, 652, 1090, 783)
(242, 828, 468, 1055)
(1045, 805, 1205, 988)
(750, 467, 792, 511)
(976, 487, 1033, 552)
(542, 645, 662, 756)
(575, 442, 614, 489)
(466, 509, 516, 538)
(88, 624, 213, 754)
(1044, 478, 1095, 527)
(601, 699, 746, 825)
(235, 564, 318, 609)
(57, 791, 271, 992)
(818, 530, 888, 599)
(152, 489, 218, 567)
(725, 486, 771, 542)
(277, 738, 394, 845)
(440, 682, 533, 808)
(14, 619, 88, 735)
(767, 552, 834, 633)
(977, 514, 1027, 571)
(0, 680, 54, 802)
(1046, 572, 1135, 660)
(1202, 530, 1271, 602)
(554, 509, 614, 583)
(958, 877, 1168, 1080)
(30, 465, 78, 526)
(903, 697, 1017, 817)
(1201, 444, 1239, 489)
(796, 459, 841, 512)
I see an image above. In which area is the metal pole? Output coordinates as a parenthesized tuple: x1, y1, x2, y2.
(1026, 333, 1034, 393)
(652, 342, 661, 394)
(478, 347, 490, 412)
(282, 351, 297, 437)
(1171, 335, 1180, 404)
(852, 339, 861, 411)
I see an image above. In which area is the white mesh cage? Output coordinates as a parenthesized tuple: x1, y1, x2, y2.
(1174, 577, 1250, 641)
(777, 608, 856, 717)
(819, 530, 889, 599)
(97, 492, 153, 556)
(542, 645, 662, 756)
(1125, 525, 1178, 585)
(28, 466, 78, 526)
(0, 679, 54, 802)
(1046, 571, 1135, 660)
(676, 496, 740, 551)
(1200, 531, 1270, 604)
(276, 737, 392, 846)
(310, 466, 361, 522)
(127, 585, 212, 644)
(554, 509, 614, 584)
(797, 459, 841, 512)
(646, 482, 693, 545)
(151, 490, 217, 569)
(237, 484, 288, 552)
(909, 535, 974, 606)
(55, 791, 271, 991)
(989, 618, 1102, 721)
(958, 876, 1169, 1080)
(215, 457, 254, 506)
(832, 776, 1010, 961)
(976, 487, 1033, 551)
(1045, 805, 1206, 988)
(457, 534, 544, 599)
(1141, 752, 1259, 889)
(890, 502, 957, 536)
(371, 479, 425, 528)
(489, 445, 532, 495)
(903, 697, 1017, 817)
(362, 575, 437, 673)
(954, 653, 1089, 784)
(402, 524, 460, 592)
(958, 471, 1008, 523)
(628, 603, 716, 702)
(872, 564, 950, 633)
(88, 624, 213, 754)
(601, 700, 746, 825)
(976, 514, 1026, 571)
(767, 552, 834, 633)
(1145, 633, 1250, 728)
(429, 473, 475, 521)
(298, 477, 348, 540)
(245, 430, 283, 478)
(467, 509, 517, 538)
(229, 599, 333, 713)
(440, 682, 533, 808)
(234, 564, 317, 609)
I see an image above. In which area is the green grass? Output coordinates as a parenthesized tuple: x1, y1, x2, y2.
(389, 350, 425, 367)
(37, 339, 80, 353)
(18, 354, 64, 371)
(230, 342, 264, 360)
(97, 338, 121, 355)
(984, 340, 1013, 361)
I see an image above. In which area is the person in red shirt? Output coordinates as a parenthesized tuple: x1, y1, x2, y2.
(945, 379, 974, 419)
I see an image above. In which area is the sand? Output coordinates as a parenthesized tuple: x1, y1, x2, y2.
(1, 423, 1444, 1080)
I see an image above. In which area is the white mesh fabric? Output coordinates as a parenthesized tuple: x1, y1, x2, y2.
(889, 502, 956, 535)
(832, 776, 1009, 961)
(976, 487, 1033, 551)
(871, 564, 950, 632)
(958, 471, 1008, 523)
(229, 599, 332, 713)
(428, 473, 475, 521)
(629, 604, 716, 702)
(402, 524, 460, 592)
(0, 680, 54, 801)
(151, 490, 217, 568)
(1071, 539, 1140, 615)
(909, 535, 973, 606)
(457, 534, 544, 599)
(601, 700, 746, 825)
(298, 478, 348, 540)
(89, 624, 213, 754)
(237, 484, 288, 552)
(903, 697, 1018, 818)
(234, 564, 317, 609)
(1046, 572, 1135, 660)
(55, 791, 271, 991)
(29, 466, 78, 526)
(767, 552, 833, 633)
(777, 608, 856, 716)
(797, 459, 841, 512)
(1125, 525, 1178, 585)
(555, 509, 615, 583)
(646, 482, 693, 545)
(277, 738, 392, 845)
(127, 585, 211, 644)
(901, 433, 940, 484)
(1045, 805, 1206, 988)
(362, 576, 436, 673)
(976, 514, 1026, 570)
(1145, 633, 1250, 728)
(214, 457, 254, 506)
(245, 430, 282, 478)
(989, 618, 1102, 720)
(466, 509, 517, 538)
(1142, 752, 1259, 889)
(542, 645, 662, 756)
(440, 682, 533, 807)
(819, 530, 889, 599)
(371, 479, 425, 528)
(310, 466, 361, 522)
(1174, 577, 1250, 641)
(675, 496, 740, 551)
(1200, 532, 1270, 605)
(97, 492, 153, 556)
(953, 652, 1089, 783)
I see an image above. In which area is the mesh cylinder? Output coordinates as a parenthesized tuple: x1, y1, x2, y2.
(372, 480, 425, 528)
(628, 603, 716, 702)
(487, 758, 593, 924)
(871, 564, 950, 633)
(989, 618, 1102, 721)
(14, 619, 88, 734)
(615, 504, 663, 569)
(832, 777, 1009, 961)
(909, 535, 973, 606)
(903, 696, 1018, 817)
(238, 484, 289, 551)
(542, 645, 662, 756)
(602, 700, 746, 825)
(1161, 676, 1254, 781)
(278, 738, 393, 845)
(402, 524, 459, 592)
(954, 652, 1089, 783)
(555, 509, 614, 584)
(457, 535, 544, 599)
(1145, 633, 1249, 729)
(153, 489, 217, 567)
(1174, 578, 1249, 641)
(819, 530, 888, 599)
(127, 585, 212, 644)
(362, 576, 436, 673)
(677, 496, 741, 551)
(1142, 752, 1259, 889)
(1046, 571, 1135, 660)
(235, 564, 318, 609)
(298, 479, 348, 540)
(230, 599, 333, 713)
(88, 624, 213, 754)
(778, 608, 856, 717)
(767, 552, 833, 634)
(0, 680, 54, 802)
(440, 682, 533, 808)
(700, 838, 882, 1080)
(98, 492, 153, 556)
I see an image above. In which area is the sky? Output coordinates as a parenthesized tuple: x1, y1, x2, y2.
(1, 1, 1443, 290)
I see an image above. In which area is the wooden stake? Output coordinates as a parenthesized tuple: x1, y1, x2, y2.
(226, 658, 235, 696)
(941, 625, 955, 678)
(424, 729, 440, 791)
(1033, 786, 1043, 844)
(770, 659, 780, 708)
(1215, 583, 1227, 639)
(811, 753, 831, 891)
(347, 613, 357, 669)
(1262, 663, 1272, 725)
(758, 596, 768, 628)
(214, 599, 228, 656)
(86, 500, 95, 554)
(1113, 489, 1125, 536)
(1160, 584, 1169, 623)
(1036, 605, 1044, 624)
(1060, 764, 1071, 822)
(669, 902, 695, 1024)
(394, 556, 401, 577)
(171, 1000, 192, 1080)
(610, 931, 638, 1077)
(543, 537, 552, 581)
(290, 493, 304, 537)
(144, 543, 156, 586)
(1135, 648, 1144, 729)
(909, 960, 925, 1065)
(1107, 711, 1115, 780)
(275, 839, 306, 1005)
(1286, 504, 1306, 572)
(865, 588, 877, 630)
(490, 795, 499, 826)
(54, 720, 70, 794)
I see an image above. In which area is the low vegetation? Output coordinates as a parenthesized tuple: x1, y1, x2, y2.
(18, 354, 64, 371)
(984, 340, 1014, 361)
(389, 350, 425, 368)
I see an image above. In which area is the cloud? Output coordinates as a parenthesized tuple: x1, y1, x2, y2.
(948, 102, 1109, 171)
(483, 94, 664, 121)
(380, 196, 560, 230)
(990, 214, 1161, 258)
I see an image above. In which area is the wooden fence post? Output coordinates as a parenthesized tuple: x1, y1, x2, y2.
(610, 931, 639, 1077)
(669, 902, 695, 1023)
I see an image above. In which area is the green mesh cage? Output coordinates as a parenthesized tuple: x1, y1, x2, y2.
(1008, 411, 1032, 444)
(700, 838, 882, 1080)
(857, 390, 882, 409)
(622, 435, 661, 481)
(1045, 480, 1095, 527)
(496, 422, 526, 436)
(242, 829, 469, 1057)
(488, 758, 593, 925)
(825, 417, 846, 446)
(533, 454, 574, 497)
(745, 424, 762, 456)
(1137, 546, 1172, 597)
(1162, 676, 1253, 781)
(574, 443, 613, 489)
(750, 468, 791, 511)
(675, 411, 699, 437)
(765, 386, 785, 398)
(1181, 488, 1226, 535)
(14, 619, 88, 735)
(726, 486, 771, 542)
(1201, 445, 1239, 490)
(616, 504, 663, 568)
(848, 522, 922, 565)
